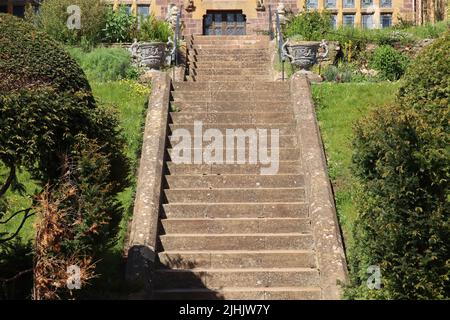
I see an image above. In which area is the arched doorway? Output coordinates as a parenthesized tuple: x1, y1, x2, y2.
(203, 10, 246, 35)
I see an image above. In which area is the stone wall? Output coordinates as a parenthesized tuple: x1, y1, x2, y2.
(125, 71, 171, 298)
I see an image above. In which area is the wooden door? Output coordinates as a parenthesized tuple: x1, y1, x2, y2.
(203, 11, 246, 36)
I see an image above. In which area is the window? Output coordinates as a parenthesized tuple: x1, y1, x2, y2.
(381, 14, 392, 28)
(325, 0, 337, 8)
(0, 5, 7, 13)
(306, 0, 318, 9)
(343, 0, 355, 8)
(361, 0, 373, 8)
(124, 5, 132, 15)
(343, 14, 355, 27)
(362, 14, 374, 29)
(138, 5, 150, 17)
(380, 0, 392, 8)
(330, 14, 338, 29)
(13, 6, 25, 18)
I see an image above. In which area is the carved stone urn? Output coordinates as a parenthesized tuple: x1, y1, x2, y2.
(284, 40, 328, 70)
(130, 41, 167, 69)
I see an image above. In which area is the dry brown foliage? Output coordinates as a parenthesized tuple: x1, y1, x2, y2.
(33, 183, 97, 300)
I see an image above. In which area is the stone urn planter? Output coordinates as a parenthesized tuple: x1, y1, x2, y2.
(284, 40, 328, 70)
(130, 41, 167, 70)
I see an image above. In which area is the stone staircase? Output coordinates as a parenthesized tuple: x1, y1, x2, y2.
(152, 35, 322, 299)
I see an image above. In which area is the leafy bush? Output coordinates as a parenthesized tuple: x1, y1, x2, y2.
(29, 0, 106, 48)
(348, 32, 449, 299)
(139, 14, 173, 42)
(67, 46, 137, 82)
(369, 45, 410, 80)
(322, 62, 375, 83)
(284, 8, 332, 41)
(0, 14, 129, 297)
(102, 5, 137, 43)
(322, 64, 352, 82)
(397, 31, 450, 110)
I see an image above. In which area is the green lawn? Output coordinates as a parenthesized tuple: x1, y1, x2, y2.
(89, 79, 150, 249)
(84, 79, 150, 298)
(0, 168, 39, 243)
(312, 82, 399, 246)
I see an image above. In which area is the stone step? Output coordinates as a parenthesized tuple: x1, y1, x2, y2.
(189, 75, 273, 82)
(164, 188, 305, 203)
(188, 54, 270, 62)
(169, 123, 296, 135)
(170, 101, 292, 112)
(153, 268, 319, 290)
(189, 61, 269, 69)
(190, 68, 270, 76)
(168, 135, 297, 147)
(153, 287, 321, 300)
(171, 103, 292, 113)
(189, 43, 269, 50)
(164, 174, 303, 189)
(160, 218, 311, 234)
(174, 81, 289, 91)
(191, 35, 270, 41)
(169, 112, 293, 124)
(158, 250, 316, 269)
(162, 202, 308, 218)
(189, 38, 269, 45)
(159, 234, 314, 251)
(165, 162, 301, 175)
(172, 90, 288, 101)
(189, 48, 268, 56)
(167, 148, 300, 162)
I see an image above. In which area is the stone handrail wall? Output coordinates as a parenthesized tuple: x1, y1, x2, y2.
(125, 71, 171, 298)
(290, 73, 348, 299)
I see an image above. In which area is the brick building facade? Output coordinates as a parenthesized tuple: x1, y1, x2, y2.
(109, 0, 449, 35)
(1, 0, 448, 35)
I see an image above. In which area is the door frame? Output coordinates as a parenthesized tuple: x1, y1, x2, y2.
(202, 10, 247, 36)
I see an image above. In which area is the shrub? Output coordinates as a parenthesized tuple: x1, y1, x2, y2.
(67, 46, 136, 82)
(139, 14, 173, 42)
(284, 8, 332, 41)
(29, 0, 106, 47)
(0, 14, 129, 297)
(397, 31, 450, 110)
(322, 62, 374, 83)
(322, 64, 352, 82)
(369, 45, 410, 80)
(348, 32, 449, 299)
(102, 5, 137, 43)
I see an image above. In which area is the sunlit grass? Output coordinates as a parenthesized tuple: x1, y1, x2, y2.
(312, 82, 400, 247)
(89, 79, 150, 251)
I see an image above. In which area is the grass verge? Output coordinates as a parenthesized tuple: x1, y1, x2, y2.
(312, 82, 400, 247)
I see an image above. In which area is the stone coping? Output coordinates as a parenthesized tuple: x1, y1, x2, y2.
(290, 72, 349, 299)
(125, 71, 171, 298)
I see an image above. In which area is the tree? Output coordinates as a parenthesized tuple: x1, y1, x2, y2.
(347, 31, 449, 299)
(0, 14, 129, 298)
